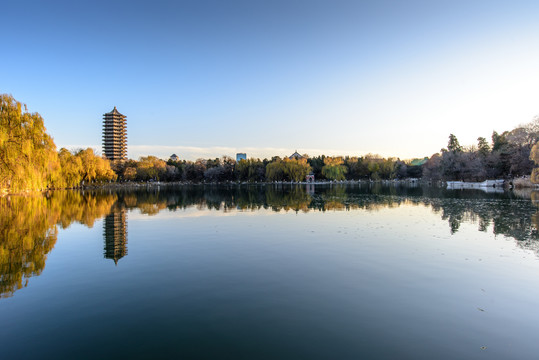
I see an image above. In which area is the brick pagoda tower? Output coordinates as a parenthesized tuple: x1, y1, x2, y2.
(102, 107, 127, 161)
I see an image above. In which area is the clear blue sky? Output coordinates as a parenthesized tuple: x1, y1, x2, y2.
(3, 0, 539, 160)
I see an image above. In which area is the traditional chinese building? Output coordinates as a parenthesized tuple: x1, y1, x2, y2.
(102, 107, 127, 161)
(289, 151, 303, 160)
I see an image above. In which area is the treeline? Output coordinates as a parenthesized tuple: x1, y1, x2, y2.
(112, 118, 539, 183)
(423, 122, 539, 182)
(112, 154, 423, 183)
(0, 94, 116, 193)
(106, 126, 539, 184)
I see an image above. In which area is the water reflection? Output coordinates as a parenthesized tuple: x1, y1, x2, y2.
(0, 192, 117, 298)
(2, 184, 539, 298)
(103, 208, 128, 264)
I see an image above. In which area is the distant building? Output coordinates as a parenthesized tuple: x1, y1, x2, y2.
(409, 157, 428, 166)
(170, 154, 179, 162)
(289, 151, 303, 160)
(102, 107, 127, 161)
(236, 153, 247, 162)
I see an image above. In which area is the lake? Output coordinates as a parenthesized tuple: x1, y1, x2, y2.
(1, 184, 539, 359)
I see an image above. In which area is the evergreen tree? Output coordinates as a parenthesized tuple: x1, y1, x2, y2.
(447, 134, 462, 153)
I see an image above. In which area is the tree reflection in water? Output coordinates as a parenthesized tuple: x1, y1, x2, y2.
(107, 184, 539, 254)
(0, 191, 117, 298)
(2, 184, 539, 298)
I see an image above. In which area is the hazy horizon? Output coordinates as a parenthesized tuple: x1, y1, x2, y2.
(60, 144, 432, 161)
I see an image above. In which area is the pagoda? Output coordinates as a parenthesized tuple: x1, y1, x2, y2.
(102, 107, 127, 161)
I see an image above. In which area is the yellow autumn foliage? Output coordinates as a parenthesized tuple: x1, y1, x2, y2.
(0, 94, 116, 193)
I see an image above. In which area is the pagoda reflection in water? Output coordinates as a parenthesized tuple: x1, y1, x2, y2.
(103, 209, 128, 264)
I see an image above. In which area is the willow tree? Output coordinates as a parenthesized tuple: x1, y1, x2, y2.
(136, 156, 167, 181)
(266, 157, 311, 182)
(57, 148, 83, 188)
(321, 156, 347, 180)
(266, 158, 287, 181)
(76, 148, 116, 184)
(0, 94, 59, 192)
(283, 157, 311, 182)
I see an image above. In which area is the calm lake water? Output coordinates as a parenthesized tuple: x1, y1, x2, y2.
(2, 184, 539, 359)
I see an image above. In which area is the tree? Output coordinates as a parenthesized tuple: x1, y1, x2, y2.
(204, 166, 226, 182)
(124, 167, 137, 181)
(0, 94, 59, 192)
(307, 156, 325, 179)
(394, 160, 408, 179)
(477, 137, 490, 157)
(266, 158, 286, 181)
(182, 160, 205, 182)
(447, 134, 462, 153)
(266, 157, 311, 182)
(492, 131, 508, 152)
(422, 153, 442, 181)
(283, 158, 311, 182)
(321, 157, 347, 180)
(137, 156, 167, 181)
(235, 158, 249, 181)
(247, 159, 266, 182)
(75, 148, 116, 183)
(236, 158, 265, 182)
(57, 148, 82, 187)
(459, 151, 485, 181)
(344, 157, 369, 180)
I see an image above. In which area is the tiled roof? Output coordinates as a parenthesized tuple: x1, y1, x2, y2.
(104, 106, 125, 117)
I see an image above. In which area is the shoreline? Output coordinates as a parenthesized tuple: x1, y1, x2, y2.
(1, 179, 430, 196)
(5, 177, 539, 197)
(6, 178, 535, 197)
(78, 178, 435, 189)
